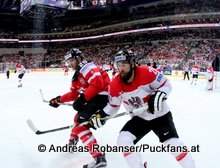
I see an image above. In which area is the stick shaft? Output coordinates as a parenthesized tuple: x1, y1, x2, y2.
(39, 89, 72, 106)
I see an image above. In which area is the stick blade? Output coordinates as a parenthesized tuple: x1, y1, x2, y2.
(27, 119, 38, 134)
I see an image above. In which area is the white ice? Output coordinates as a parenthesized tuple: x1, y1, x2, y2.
(0, 71, 220, 168)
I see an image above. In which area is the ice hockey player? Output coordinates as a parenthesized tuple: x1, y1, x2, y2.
(49, 48, 110, 168)
(16, 63, 25, 87)
(191, 64, 200, 85)
(89, 49, 197, 168)
(64, 65, 69, 76)
(205, 64, 214, 90)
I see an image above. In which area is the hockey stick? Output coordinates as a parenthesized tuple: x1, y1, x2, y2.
(39, 89, 72, 106)
(27, 119, 73, 135)
(27, 106, 148, 135)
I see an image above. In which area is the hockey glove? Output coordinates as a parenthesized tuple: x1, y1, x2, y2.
(73, 93, 87, 112)
(49, 96, 61, 108)
(89, 109, 109, 130)
(148, 91, 167, 114)
(209, 78, 213, 82)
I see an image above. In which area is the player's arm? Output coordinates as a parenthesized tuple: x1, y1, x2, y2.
(49, 82, 79, 108)
(149, 70, 172, 95)
(147, 67, 172, 113)
(84, 69, 105, 101)
(60, 90, 79, 103)
(73, 68, 105, 111)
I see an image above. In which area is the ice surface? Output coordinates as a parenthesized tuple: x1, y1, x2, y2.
(0, 72, 219, 168)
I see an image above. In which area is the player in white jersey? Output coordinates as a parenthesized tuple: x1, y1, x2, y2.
(89, 50, 197, 168)
(16, 63, 25, 87)
(191, 65, 200, 85)
(205, 64, 214, 90)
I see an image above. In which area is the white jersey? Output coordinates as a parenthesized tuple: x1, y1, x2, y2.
(206, 67, 214, 80)
(191, 65, 200, 75)
(16, 64, 25, 75)
(103, 66, 172, 121)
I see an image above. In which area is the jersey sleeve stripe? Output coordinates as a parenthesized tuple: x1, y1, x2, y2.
(88, 72, 101, 83)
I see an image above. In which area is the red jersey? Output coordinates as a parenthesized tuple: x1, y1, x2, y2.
(103, 66, 172, 121)
(60, 61, 110, 102)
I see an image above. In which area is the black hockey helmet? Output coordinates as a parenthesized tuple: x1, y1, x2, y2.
(64, 48, 82, 62)
(115, 49, 136, 64)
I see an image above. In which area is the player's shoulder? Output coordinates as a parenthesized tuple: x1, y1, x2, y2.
(80, 61, 98, 75)
(136, 65, 165, 84)
(80, 61, 94, 70)
(136, 65, 148, 70)
(109, 75, 123, 96)
(110, 75, 121, 87)
(137, 65, 158, 73)
(136, 65, 158, 78)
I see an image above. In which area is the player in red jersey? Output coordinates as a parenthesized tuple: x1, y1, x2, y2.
(49, 48, 110, 168)
(89, 50, 197, 168)
(64, 65, 69, 76)
(16, 63, 25, 87)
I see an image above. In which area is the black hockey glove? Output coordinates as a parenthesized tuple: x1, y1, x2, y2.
(89, 109, 109, 130)
(49, 96, 61, 108)
(73, 93, 87, 112)
(209, 78, 213, 82)
(148, 91, 167, 114)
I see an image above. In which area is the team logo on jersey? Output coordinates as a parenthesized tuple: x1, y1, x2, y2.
(128, 96, 142, 108)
